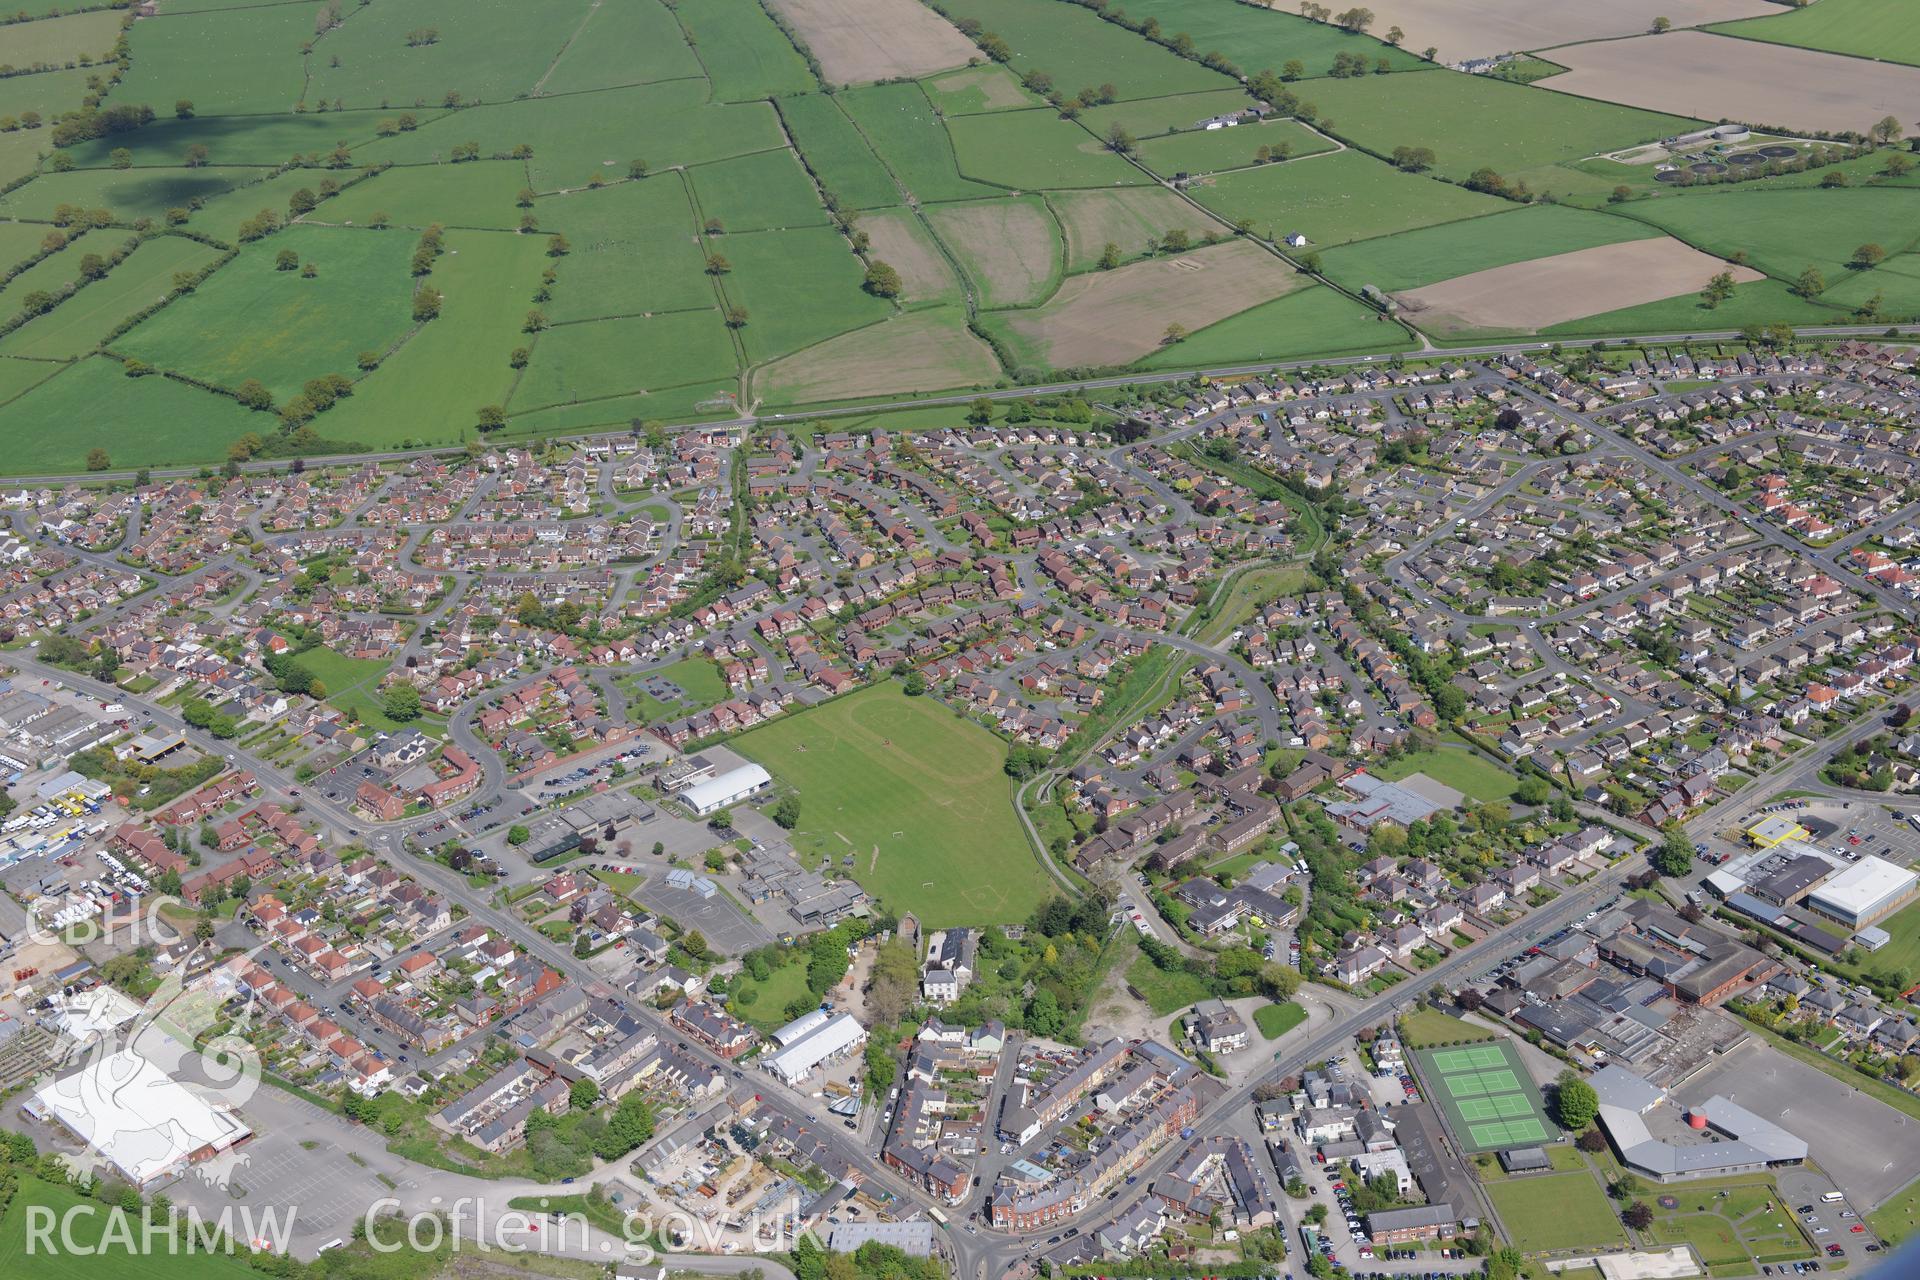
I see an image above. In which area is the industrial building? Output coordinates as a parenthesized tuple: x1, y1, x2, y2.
(1590, 1065, 1806, 1182)
(1803, 855, 1919, 929)
(763, 1010, 867, 1085)
(680, 763, 772, 816)
(27, 1049, 253, 1186)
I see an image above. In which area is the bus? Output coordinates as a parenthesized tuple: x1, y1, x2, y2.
(927, 1208, 949, 1225)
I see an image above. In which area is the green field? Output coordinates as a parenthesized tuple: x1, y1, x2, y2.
(1134, 119, 1336, 176)
(1538, 274, 1844, 339)
(1486, 1172, 1628, 1254)
(674, 0, 816, 101)
(1049, 186, 1221, 270)
(731, 682, 1053, 927)
(303, 0, 596, 109)
(1613, 185, 1920, 285)
(115, 225, 416, 399)
(1300, 71, 1700, 186)
(1127, 952, 1214, 1015)
(1137, 284, 1411, 367)
(315, 229, 551, 447)
(512, 310, 739, 410)
(935, 0, 1238, 101)
(299, 646, 436, 737)
(1374, 747, 1522, 803)
(778, 95, 902, 210)
(690, 148, 832, 232)
(0, 166, 262, 225)
(1870, 1176, 1920, 1247)
(1318, 203, 1663, 293)
(714, 225, 893, 364)
(0, 356, 261, 473)
(540, 0, 706, 92)
(0, 234, 223, 360)
(727, 954, 815, 1032)
(618, 656, 731, 722)
(840, 82, 1002, 203)
(1254, 1000, 1307, 1038)
(0, 1176, 262, 1280)
(111, 5, 311, 116)
(1399, 1007, 1495, 1049)
(1189, 149, 1505, 247)
(1109, 0, 1421, 79)
(1076, 90, 1256, 142)
(922, 62, 1035, 116)
(1709, 0, 1920, 67)
(0, 8, 123, 65)
(948, 109, 1149, 190)
(541, 175, 717, 321)
(0, 356, 57, 406)
(317, 160, 532, 231)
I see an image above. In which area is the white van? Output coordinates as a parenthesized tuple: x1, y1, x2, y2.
(1821, 1192, 1845, 1204)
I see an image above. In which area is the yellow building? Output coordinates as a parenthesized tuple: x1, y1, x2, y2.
(1746, 814, 1809, 848)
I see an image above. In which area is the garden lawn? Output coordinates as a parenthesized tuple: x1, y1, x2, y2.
(317, 229, 551, 448)
(1300, 70, 1700, 185)
(0, 1176, 262, 1280)
(839, 82, 1002, 203)
(1127, 953, 1213, 1015)
(1708, 0, 1920, 68)
(674, 0, 817, 100)
(714, 225, 893, 365)
(1486, 1172, 1628, 1254)
(1398, 1007, 1493, 1049)
(1317, 203, 1663, 293)
(541, 175, 716, 321)
(1254, 1000, 1307, 1038)
(1138, 285, 1411, 367)
(731, 682, 1051, 927)
(0, 235, 223, 360)
(512, 310, 738, 410)
(935, 0, 1238, 100)
(778, 94, 902, 210)
(1188, 149, 1505, 248)
(1375, 747, 1522, 803)
(947, 110, 1149, 190)
(727, 956, 814, 1032)
(113, 225, 415, 399)
(0, 356, 260, 474)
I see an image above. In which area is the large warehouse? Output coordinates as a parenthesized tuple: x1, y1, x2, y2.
(763, 1010, 867, 1085)
(27, 1049, 253, 1186)
(1804, 855, 1919, 929)
(681, 763, 773, 816)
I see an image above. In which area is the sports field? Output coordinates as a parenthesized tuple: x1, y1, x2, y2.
(1485, 1172, 1629, 1254)
(1413, 1040, 1555, 1151)
(731, 682, 1053, 927)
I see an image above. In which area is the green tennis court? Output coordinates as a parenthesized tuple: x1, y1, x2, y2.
(1431, 1045, 1508, 1072)
(1411, 1038, 1556, 1153)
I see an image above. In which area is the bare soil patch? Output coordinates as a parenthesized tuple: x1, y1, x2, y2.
(1352, 0, 1776, 65)
(1542, 30, 1920, 135)
(1049, 187, 1221, 271)
(768, 0, 978, 85)
(1394, 236, 1762, 334)
(927, 198, 1061, 307)
(860, 210, 958, 303)
(1004, 239, 1301, 367)
(756, 309, 1000, 402)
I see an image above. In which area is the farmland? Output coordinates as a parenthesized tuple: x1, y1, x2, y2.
(0, 0, 1907, 472)
(732, 682, 1053, 928)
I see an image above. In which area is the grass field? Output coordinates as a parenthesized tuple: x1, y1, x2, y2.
(1709, 0, 1920, 67)
(1612, 185, 1920, 285)
(922, 62, 1034, 115)
(299, 646, 438, 737)
(315, 160, 531, 231)
(1188, 149, 1505, 248)
(927, 196, 1063, 308)
(0, 357, 57, 406)
(1136, 284, 1410, 368)
(0, 8, 123, 65)
(727, 954, 815, 1031)
(690, 148, 832, 232)
(316, 230, 551, 448)
(1299, 70, 1700, 186)
(1375, 747, 1522, 803)
(0, 1176, 262, 1280)
(1111, 0, 1422, 79)
(1127, 952, 1214, 1015)
(935, 0, 1238, 101)
(0, 166, 261, 225)
(754, 305, 999, 404)
(731, 682, 1052, 927)
(1318, 203, 1662, 293)
(1076, 90, 1258, 142)
(513, 310, 739, 410)
(1254, 1000, 1307, 1038)
(542, 175, 716, 321)
(0, 356, 261, 473)
(305, 0, 596, 109)
(947, 109, 1149, 190)
(856, 209, 961, 305)
(676, 0, 817, 100)
(1870, 1176, 1920, 1247)
(1134, 120, 1336, 176)
(778, 94, 903, 210)
(1486, 1172, 1628, 1254)
(115, 226, 416, 400)
(539, 0, 707, 93)
(840, 82, 1002, 203)
(1399, 1007, 1494, 1049)
(0, 235, 223, 361)
(111, 5, 311, 116)
(714, 225, 893, 365)
(619, 656, 731, 722)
